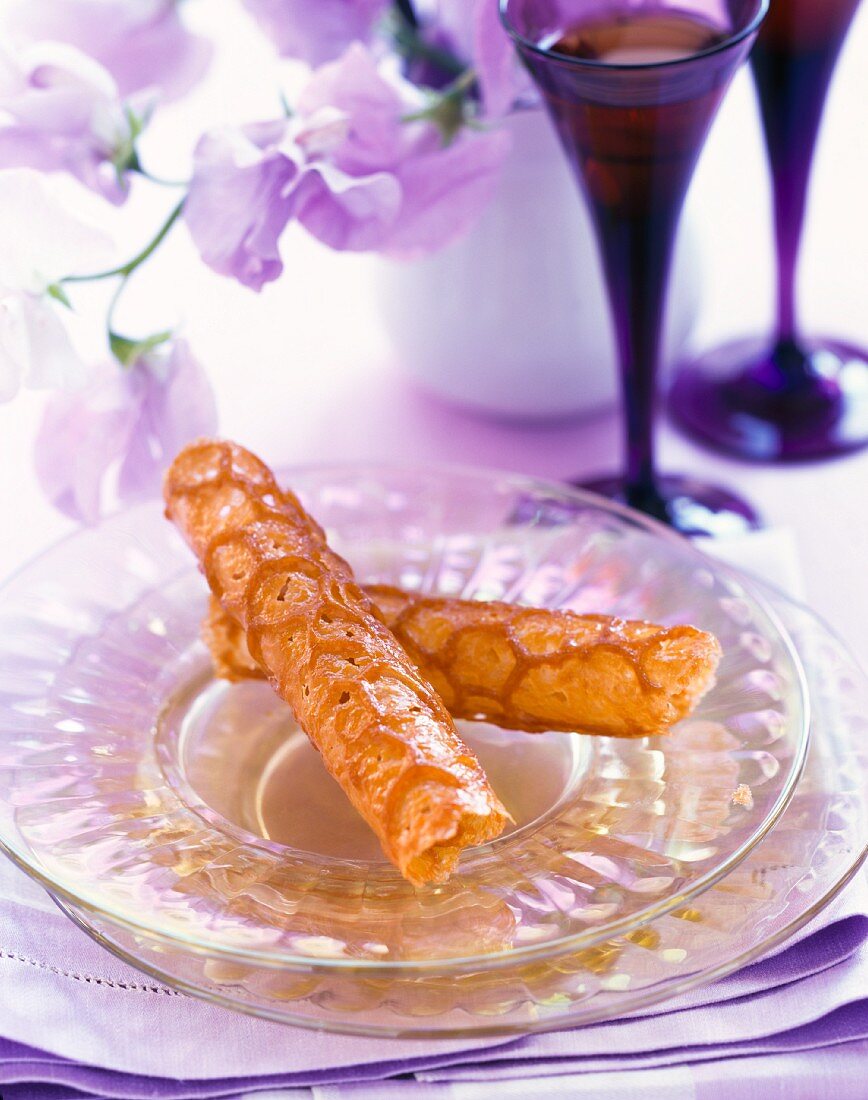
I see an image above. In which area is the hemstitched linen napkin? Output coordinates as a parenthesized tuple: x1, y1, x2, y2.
(0, 528, 865, 1100)
(1, 869, 866, 1100)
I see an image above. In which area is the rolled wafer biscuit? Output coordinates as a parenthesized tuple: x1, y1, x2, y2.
(164, 439, 508, 886)
(203, 594, 263, 682)
(205, 586, 721, 739)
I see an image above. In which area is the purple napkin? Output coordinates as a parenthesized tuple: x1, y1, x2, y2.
(313, 1037, 868, 1100)
(417, 940, 868, 1080)
(0, 860, 865, 1099)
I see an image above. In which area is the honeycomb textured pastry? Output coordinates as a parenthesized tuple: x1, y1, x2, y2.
(164, 439, 508, 885)
(205, 587, 722, 739)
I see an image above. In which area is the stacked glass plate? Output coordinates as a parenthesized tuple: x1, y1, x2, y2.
(0, 467, 864, 1036)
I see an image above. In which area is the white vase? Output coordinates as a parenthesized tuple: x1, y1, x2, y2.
(374, 109, 701, 421)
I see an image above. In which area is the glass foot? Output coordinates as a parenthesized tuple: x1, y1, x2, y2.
(670, 338, 868, 461)
(581, 473, 762, 539)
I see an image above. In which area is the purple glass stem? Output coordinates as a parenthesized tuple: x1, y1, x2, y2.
(500, 0, 764, 519)
(595, 202, 679, 517)
(754, 0, 862, 351)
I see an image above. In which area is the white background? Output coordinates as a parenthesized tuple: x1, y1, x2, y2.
(1, 0, 867, 659)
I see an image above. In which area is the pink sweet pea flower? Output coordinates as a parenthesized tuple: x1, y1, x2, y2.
(4, 0, 212, 101)
(0, 42, 140, 203)
(242, 0, 390, 66)
(35, 339, 218, 524)
(0, 168, 112, 402)
(375, 125, 514, 257)
(295, 45, 512, 257)
(184, 44, 510, 287)
(0, 293, 85, 403)
(185, 110, 401, 289)
(184, 120, 304, 292)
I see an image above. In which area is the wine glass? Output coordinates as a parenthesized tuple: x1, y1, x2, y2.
(500, 0, 768, 537)
(670, 0, 867, 461)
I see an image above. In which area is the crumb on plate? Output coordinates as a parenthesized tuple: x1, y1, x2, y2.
(732, 784, 754, 809)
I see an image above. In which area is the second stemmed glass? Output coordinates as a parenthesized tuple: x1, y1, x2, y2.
(670, 0, 867, 461)
(500, 0, 768, 536)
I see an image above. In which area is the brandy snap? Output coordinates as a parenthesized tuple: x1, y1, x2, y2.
(164, 439, 508, 886)
(206, 585, 722, 739)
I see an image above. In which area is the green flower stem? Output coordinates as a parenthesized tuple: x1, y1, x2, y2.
(62, 197, 186, 285)
(105, 268, 174, 369)
(134, 165, 189, 188)
(61, 197, 186, 367)
(444, 68, 479, 98)
(106, 278, 127, 341)
(401, 67, 480, 143)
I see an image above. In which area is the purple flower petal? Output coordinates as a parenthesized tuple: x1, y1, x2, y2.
(13, 296, 90, 392)
(34, 366, 138, 524)
(384, 125, 511, 258)
(6, 0, 212, 101)
(117, 340, 218, 502)
(35, 340, 217, 524)
(0, 43, 131, 203)
(296, 161, 401, 251)
(297, 43, 409, 172)
(0, 294, 89, 403)
(472, 0, 530, 117)
(0, 167, 114, 293)
(435, 0, 531, 116)
(184, 122, 302, 291)
(185, 42, 513, 275)
(242, 0, 390, 66)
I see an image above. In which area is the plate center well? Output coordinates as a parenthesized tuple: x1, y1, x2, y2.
(158, 671, 591, 862)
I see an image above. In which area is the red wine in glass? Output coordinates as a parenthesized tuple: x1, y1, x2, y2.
(671, 0, 868, 461)
(500, 0, 767, 535)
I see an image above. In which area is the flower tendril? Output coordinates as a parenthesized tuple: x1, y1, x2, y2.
(62, 198, 186, 367)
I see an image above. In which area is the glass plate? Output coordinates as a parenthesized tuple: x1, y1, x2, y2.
(0, 466, 830, 1036)
(52, 585, 868, 1036)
